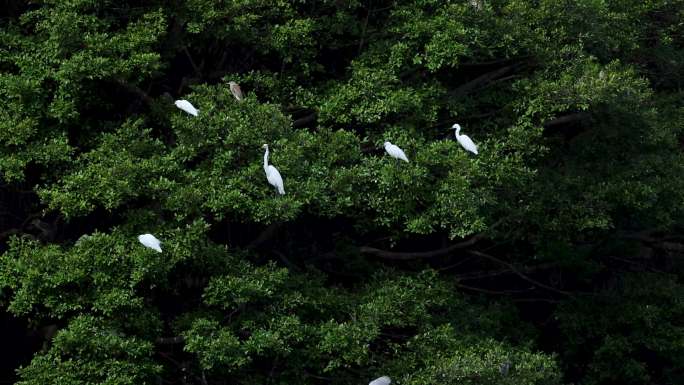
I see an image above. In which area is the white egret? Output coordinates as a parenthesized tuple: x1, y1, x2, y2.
(452, 123, 478, 154)
(228, 81, 244, 101)
(369, 376, 391, 385)
(262, 144, 285, 195)
(174, 99, 198, 116)
(469, 0, 484, 11)
(75, 234, 91, 246)
(383, 141, 409, 162)
(138, 234, 162, 253)
(500, 361, 511, 376)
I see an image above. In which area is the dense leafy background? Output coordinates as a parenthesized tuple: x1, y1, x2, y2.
(1, 1, 682, 384)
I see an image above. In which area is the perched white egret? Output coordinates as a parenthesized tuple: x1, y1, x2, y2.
(228, 81, 244, 101)
(369, 376, 392, 385)
(138, 234, 162, 253)
(500, 361, 511, 376)
(383, 141, 409, 162)
(262, 144, 285, 195)
(75, 234, 91, 246)
(452, 123, 478, 154)
(469, 0, 484, 11)
(174, 99, 198, 116)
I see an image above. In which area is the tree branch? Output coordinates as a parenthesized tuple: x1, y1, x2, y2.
(156, 336, 185, 345)
(114, 78, 155, 108)
(357, 3, 371, 55)
(247, 223, 282, 249)
(360, 233, 485, 260)
(292, 112, 317, 128)
(543, 112, 591, 128)
(455, 283, 534, 295)
(454, 262, 559, 280)
(448, 63, 526, 98)
(466, 250, 573, 297)
(183, 46, 202, 77)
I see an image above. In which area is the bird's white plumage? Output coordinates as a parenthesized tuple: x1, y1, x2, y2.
(369, 376, 391, 385)
(75, 234, 91, 246)
(263, 144, 285, 195)
(384, 141, 409, 162)
(138, 234, 162, 253)
(228, 81, 244, 101)
(174, 99, 198, 116)
(453, 124, 478, 154)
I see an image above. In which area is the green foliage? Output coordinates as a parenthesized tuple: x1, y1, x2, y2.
(556, 273, 684, 385)
(1, 0, 682, 384)
(16, 315, 161, 385)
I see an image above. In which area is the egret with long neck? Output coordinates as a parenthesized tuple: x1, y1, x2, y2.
(262, 144, 285, 195)
(453, 123, 478, 155)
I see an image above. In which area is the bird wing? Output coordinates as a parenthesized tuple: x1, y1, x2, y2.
(369, 376, 391, 385)
(267, 165, 285, 194)
(231, 84, 244, 100)
(458, 135, 478, 154)
(139, 234, 162, 252)
(387, 145, 409, 162)
(176, 100, 198, 116)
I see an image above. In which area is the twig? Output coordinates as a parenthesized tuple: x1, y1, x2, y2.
(448, 63, 527, 98)
(114, 78, 155, 107)
(543, 112, 591, 128)
(292, 112, 317, 127)
(247, 223, 282, 249)
(455, 283, 534, 295)
(303, 369, 334, 381)
(183, 46, 202, 77)
(357, 2, 372, 55)
(360, 234, 484, 260)
(467, 250, 574, 297)
(454, 262, 558, 280)
(272, 249, 300, 271)
(511, 297, 562, 304)
(437, 256, 477, 271)
(360, 220, 503, 260)
(156, 336, 185, 345)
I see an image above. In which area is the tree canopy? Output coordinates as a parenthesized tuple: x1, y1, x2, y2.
(1, 1, 683, 384)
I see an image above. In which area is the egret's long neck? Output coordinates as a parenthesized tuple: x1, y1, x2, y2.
(455, 126, 461, 137)
(263, 147, 269, 170)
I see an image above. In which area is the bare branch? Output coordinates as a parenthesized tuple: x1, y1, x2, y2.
(360, 220, 505, 260)
(114, 79, 155, 108)
(467, 250, 573, 297)
(448, 63, 527, 98)
(543, 112, 591, 128)
(455, 283, 534, 295)
(156, 336, 185, 345)
(292, 112, 317, 128)
(360, 234, 485, 260)
(247, 223, 282, 249)
(183, 46, 202, 77)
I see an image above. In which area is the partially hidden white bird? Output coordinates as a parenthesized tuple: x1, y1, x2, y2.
(383, 141, 409, 162)
(452, 123, 478, 155)
(174, 99, 198, 116)
(369, 376, 391, 385)
(262, 144, 285, 195)
(138, 234, 162, 253)
(228, 81, 244, 101)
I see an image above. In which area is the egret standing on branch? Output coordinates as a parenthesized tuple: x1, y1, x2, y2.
(262, 144, 285, 195)
(453, 123, 478, 154)
(174, 99, 198, 116)
(138, 234, 162, 252)
(384, 141, 409, 162)
(369, 376, 391, 385)
(229, 81, 244, 101)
